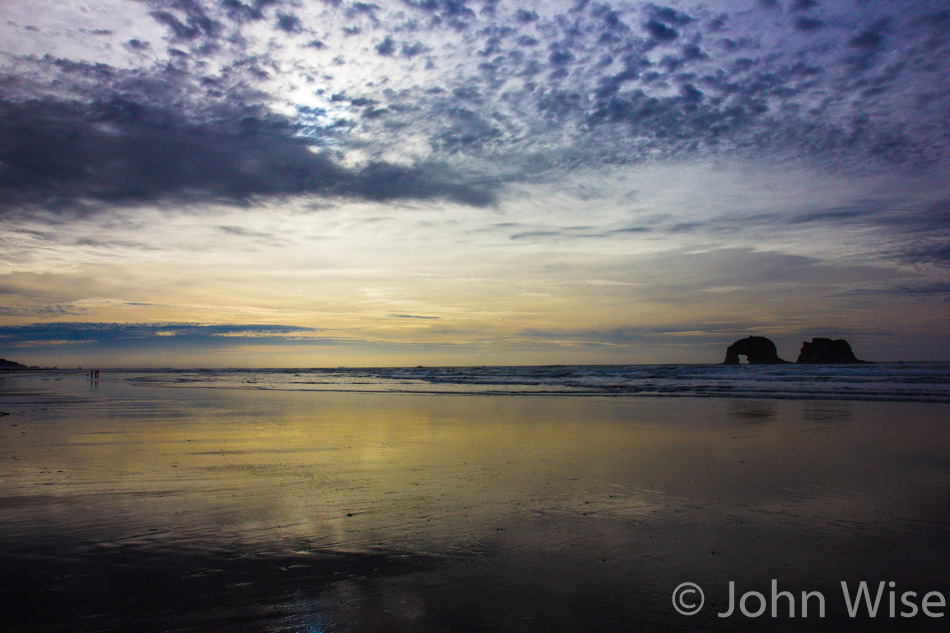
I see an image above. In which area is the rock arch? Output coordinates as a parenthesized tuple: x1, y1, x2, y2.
(722, 336, 789, 365)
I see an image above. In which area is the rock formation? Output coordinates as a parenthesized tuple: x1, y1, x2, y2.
(0, 358, 29, 370)
(796, 338, 864, 364)
(722, 336, 790, 365)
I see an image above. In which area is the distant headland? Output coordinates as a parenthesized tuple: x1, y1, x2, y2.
(0, 358, 29, 370)
(0, 358, 60, 371)
(722, 337, 866, 365)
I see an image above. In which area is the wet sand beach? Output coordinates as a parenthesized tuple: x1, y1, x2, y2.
(1, 370, 949, 632)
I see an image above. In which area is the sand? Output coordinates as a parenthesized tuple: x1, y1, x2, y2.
(1, 370, 948, 631)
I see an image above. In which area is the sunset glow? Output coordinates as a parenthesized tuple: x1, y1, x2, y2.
(2, 0, 949, 366)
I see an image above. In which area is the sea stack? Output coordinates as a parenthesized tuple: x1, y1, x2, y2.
(722, 336, 790, 365)
(796, 338, 864, 364)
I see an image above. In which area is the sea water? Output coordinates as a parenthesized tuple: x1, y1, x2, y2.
(120, 362, 950, 401)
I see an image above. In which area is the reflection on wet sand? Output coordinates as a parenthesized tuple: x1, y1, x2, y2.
(1, 372, 949, 632)
(728, 399, 778, 422)
(802, 402, 855, 425)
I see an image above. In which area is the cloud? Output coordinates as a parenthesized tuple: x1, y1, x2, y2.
(793, 16, 824, 31)
(0, 322, 321, 348)
(895, 241, 950, 267)
(400, 41, 429, 57)
(514, 9, 538, 24)
(275, 12, 304, 34)
(1, 0, 948, 217)
(0, 305, 84, 318)
(148, 0, 221, 48)
(0, 94, 494, 214)
(375, 35, 396, 55)
(790, 0, 819, 12)
(0, 323, 379, 364)
(548, 46, 575, 66)
(219, 0, 270, 24)
(125, 38, 151, 51)
(401, 0, 477, 31)
(643, 19, 679, 41)
(388, 314, 441, 320)
(850, 29, 884, 50)
(346, 3, 380, 19)
(508, 224, 652, 242)
(648, 5, 693, 27)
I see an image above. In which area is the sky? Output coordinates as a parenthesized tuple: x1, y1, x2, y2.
(1, 0, 949, 367)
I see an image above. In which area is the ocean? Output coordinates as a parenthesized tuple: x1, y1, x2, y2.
(2, 365, 949, 632)
(119, 361, 950, 401)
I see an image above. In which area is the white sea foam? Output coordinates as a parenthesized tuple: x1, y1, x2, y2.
(121, 363, 950, 403)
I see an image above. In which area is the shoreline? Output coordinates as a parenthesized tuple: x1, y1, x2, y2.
(7, 363, 950, 404)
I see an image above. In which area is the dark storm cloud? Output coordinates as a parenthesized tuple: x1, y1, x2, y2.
(0, 92, 494, 214)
